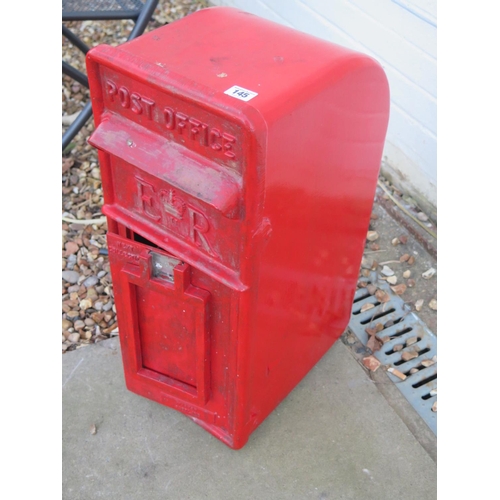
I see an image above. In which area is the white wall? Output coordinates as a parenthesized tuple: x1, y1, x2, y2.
(209, 0, 437, 215)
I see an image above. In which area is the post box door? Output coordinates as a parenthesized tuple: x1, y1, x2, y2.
(107, 232, 211, 404)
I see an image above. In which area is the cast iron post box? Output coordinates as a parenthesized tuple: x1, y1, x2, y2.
(86, 6, 390, 449)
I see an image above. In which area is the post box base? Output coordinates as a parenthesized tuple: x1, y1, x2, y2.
(124, 372, 248, 449)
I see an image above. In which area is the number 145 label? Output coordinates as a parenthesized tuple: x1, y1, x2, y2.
(224, 85, 258, 102)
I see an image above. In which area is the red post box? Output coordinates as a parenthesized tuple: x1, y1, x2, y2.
(86, 6, 389, 449)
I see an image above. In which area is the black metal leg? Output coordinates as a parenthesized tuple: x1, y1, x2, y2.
(62, 102, 93, 151)
(62, 25, 90, 55)
(128, 0, 159, 40)
(62, 61, 89, 88)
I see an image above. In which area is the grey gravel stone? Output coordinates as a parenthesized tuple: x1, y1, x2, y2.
(62, 270, 80, 284)
(381, 265, 394, 277)
(103, 301, 113, 312)
(83, 275, 99, 288)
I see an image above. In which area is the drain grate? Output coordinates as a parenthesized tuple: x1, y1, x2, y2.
(348, 276, 437, 435)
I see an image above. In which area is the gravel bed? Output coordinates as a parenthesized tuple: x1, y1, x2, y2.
(62, 0, 210, 353)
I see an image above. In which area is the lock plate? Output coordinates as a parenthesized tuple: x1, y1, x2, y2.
(151, 251, 181, 282)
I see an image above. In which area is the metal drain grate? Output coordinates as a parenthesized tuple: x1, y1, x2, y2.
(348, 276, 437, 435)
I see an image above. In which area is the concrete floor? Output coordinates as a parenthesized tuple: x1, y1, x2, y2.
(62, 337, 436, 500)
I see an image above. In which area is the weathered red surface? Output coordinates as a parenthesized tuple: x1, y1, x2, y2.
(87, 6, 390, 449)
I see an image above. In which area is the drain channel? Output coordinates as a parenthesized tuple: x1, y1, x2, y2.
(348, 277, 437, 435)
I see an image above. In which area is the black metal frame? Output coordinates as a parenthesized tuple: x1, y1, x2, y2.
(62, 0, 159, 150)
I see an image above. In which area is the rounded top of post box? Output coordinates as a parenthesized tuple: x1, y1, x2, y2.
(87, 6, 388, 130)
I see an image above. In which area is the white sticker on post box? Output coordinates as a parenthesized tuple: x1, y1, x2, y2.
(224, 85, 258, 102)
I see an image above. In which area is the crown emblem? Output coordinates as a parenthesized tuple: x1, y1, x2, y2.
(160, 189, 186, 220)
